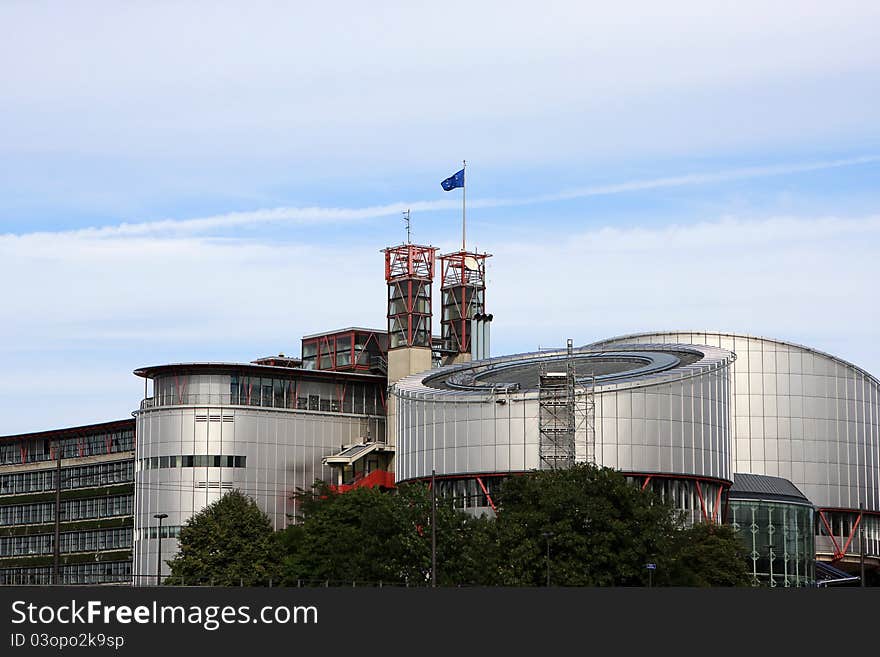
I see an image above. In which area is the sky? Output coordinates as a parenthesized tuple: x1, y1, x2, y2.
(1, 1, 879, 434)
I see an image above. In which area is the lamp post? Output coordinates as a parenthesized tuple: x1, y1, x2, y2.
(541, 531, 554, 587)
(53, 439, 62, 585)
(859, 502, 866, 587)
(431, 469, 437, 588)
(154, 513, 168, 586)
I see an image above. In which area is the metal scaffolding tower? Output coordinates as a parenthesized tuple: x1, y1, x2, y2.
(539, 340, 596, 470)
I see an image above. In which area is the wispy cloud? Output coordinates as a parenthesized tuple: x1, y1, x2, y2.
(3, 211, 879, 433)
(5, 155, 878, 240)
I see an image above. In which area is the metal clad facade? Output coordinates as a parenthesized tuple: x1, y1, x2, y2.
(589, 331, 880, 515)
(393, 344, 734, 484)
(133, 369, 384, 582)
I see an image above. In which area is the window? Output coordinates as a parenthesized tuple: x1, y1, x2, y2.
(141, 455, 245, 469)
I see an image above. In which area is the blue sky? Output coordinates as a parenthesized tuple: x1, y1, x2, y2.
(2, 1, 880, 433)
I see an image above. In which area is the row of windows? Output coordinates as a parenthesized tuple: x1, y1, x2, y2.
(138, 455, 246, 470)
(435, 476, 504, 511)
(142, 525, 183, 539)
(0, 430, 134, 466)
(301, 331, 387, 370)
(0, 460, 134, 497)
(149, 374, 384, 415)
(0, 528, 132, 557)
(0, 560, 132, 585)
(0, 494, 133, 527)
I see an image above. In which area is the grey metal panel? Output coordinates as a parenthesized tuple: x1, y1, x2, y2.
(590, 331, 880, 521)
(392, 344, 733, 482)
(132, 403, 384, 581)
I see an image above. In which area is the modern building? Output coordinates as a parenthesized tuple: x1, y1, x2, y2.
(131, 361, 387, 582)
(589, 331, 880, 575)
(392, 341, 733, 523)
(391, 331, 880, 583)
(4, 215, 879, 588)
(0, 420, 135, 585)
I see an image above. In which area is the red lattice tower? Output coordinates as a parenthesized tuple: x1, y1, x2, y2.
(383, 244, 437, 350)
(439, 250, 491, 356)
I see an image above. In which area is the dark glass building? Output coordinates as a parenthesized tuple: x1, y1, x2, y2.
(728, 473, 815, 587)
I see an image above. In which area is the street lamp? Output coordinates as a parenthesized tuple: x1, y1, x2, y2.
(541, 531, 554, 587)
(859, 502, 866, 587)
(154, 513, 168, 586)
(431, 469, 437, 588)
(645, 562, 656, 587)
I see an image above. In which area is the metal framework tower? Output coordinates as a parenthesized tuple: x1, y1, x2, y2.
(439, 250, 491, 363)
(384, 244, 436, 349)
(383, 242, 437, 384)
(539, 340, 596, 470)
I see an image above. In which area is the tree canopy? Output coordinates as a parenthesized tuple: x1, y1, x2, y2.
(277, 465, 750, 587)
(164, 466, 751, 587)
(279, 481, 494, 586)
(165, 489, 281, 586)
(660, 522, 751, 587)
(490, 464, 680, 585)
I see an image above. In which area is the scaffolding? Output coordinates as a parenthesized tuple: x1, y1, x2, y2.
(538, 340, 596, 470)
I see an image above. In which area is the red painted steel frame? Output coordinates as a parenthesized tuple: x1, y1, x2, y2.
(439, 250, 490, 354)
(817, 508, 869, 561)
(403, 471, 732, 523)
(475, 476, 497, 512)
(303, 329, 387, 372)
(384, 243, 436, 280)
(694, 481, 709, 523)
(624, 472, 731, 524)
(384, 243, 437, 350)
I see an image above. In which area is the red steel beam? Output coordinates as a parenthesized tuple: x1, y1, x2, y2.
(475, 476, 497, 513)
(837, 511, 863, 560)
(817, 510, 843, 558)
(712, 484, 723, 524)
(694, 481, 709, 523)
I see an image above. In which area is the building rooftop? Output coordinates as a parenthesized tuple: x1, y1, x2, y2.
(420, 347, 704, 392)
(301, 327, 387, 340)
(0, 418, 135, 444)
(132, 361, 386, 381)
(730, 473, 811, 505)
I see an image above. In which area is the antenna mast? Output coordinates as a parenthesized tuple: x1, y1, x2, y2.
(403, 209, 411, 244)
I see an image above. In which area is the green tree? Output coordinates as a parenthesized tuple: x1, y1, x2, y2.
(662, 522, 751, 587)
(491, 464, 680, 586)
(165, 489, 280, 586)
(279, 481, 496, 586)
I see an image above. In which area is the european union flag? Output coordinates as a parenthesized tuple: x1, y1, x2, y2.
(441, 168, 465, 191)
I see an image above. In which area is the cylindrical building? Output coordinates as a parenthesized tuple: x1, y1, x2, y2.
(392, 343, 734, 522)
(132, 362, 386, 583)
(589, 331, 880, 566)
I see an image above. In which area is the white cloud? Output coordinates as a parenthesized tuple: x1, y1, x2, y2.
(4, 154, 877, 238)
(1, 1, 878, 166)
(2, 211, 879, 434)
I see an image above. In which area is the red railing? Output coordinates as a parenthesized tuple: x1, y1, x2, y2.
(330, 469, 396, 493)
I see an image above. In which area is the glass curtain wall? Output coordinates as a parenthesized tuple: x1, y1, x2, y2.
(729, 499, 815, 587)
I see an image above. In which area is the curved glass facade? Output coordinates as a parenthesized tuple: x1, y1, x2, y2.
(729, 499, 815, 587)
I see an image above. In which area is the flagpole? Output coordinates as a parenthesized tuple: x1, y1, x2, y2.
(462, 159, 466, 251)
